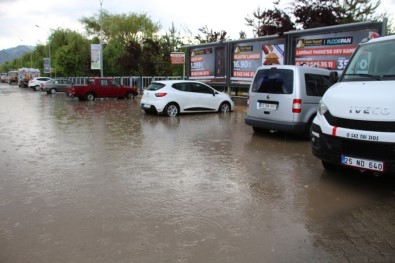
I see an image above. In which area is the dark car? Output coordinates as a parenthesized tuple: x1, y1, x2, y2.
(40, 79, 73, 94)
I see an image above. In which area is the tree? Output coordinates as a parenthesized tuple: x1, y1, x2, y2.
(245, 3, 295, 36)
(80, 11, 161, 45)
(116, 40, 142, 76)
(195, 26, 229, 43)
(339, 0, 381, 23)
(246, 0, 387, 34)
(49, 29, 91, 76)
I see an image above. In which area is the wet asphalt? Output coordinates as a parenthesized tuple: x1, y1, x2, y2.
(0, 83, 394, 263)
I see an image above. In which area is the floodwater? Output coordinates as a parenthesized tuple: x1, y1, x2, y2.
(0, 83, 394, 263)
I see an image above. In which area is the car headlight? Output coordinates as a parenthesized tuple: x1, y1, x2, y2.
(318, 100, 328, 115)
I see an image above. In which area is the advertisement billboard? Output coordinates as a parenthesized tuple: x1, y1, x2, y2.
(43, 58, 51, 74)
(231, 39, 285, 84)
(292, 28, 380, 70)
(170, 52, 185, 64)
(91, 44, 101, 70)
(189, 44, 226, 84)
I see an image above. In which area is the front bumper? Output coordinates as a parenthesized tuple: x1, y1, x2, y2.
(311, 123, 395, 174)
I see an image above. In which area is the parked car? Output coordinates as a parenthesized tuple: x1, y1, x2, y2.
(28, 77, 52, 91)
(40, 79, 73, 94)
(245, 65, 336, 139)
(140, 80, 234, 117)
(65, 77, 138, 101)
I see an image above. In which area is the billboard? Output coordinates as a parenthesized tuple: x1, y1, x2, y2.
(43, 58, 51, 74)
(91, 44, 101, 70)
(231, 39, 285, 84)
(184, 21, 385, 87)
(189, 44, 226, 84)
(170, 52, 185, 64)
(292, 28, 380, 70)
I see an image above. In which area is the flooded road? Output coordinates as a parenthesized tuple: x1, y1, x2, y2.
(0, 83, 394, 262)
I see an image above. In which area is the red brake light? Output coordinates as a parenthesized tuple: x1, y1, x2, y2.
(155, 92, 167, 97)
(292, 99, 302, 113)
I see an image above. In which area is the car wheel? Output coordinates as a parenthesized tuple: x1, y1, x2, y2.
(50, 88, 56, 94)
(218, 102, 231, 112)
(34, 85, 40, 91)
(164, 103, 178, 117)
(85, 93, 95, 101)
(125, 92, 134, 99)
(303, 118, 314, 140)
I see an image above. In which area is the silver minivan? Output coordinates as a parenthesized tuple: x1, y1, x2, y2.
(245, 65, 335, 139)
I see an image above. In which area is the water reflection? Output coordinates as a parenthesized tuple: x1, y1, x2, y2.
(3, 85, 393, 262)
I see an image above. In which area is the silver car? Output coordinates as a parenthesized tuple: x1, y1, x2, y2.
(245, 65, 335, 139)
(40, 79, 73, 94)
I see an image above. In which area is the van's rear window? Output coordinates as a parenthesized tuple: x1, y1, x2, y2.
(251, 69, 293, 94)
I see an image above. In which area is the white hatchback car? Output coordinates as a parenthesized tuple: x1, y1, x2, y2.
(28, 77, 52, 91)
(141, 80, 234, 117)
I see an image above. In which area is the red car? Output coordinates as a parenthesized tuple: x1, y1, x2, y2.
(65, 77, 138, 101)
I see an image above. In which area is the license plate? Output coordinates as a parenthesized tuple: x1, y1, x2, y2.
(143, 104, 150, 109)
(257, 102, 277, 111)
(341, 155, 384, 172)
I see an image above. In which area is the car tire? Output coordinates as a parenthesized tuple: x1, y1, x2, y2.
(85, 93, 95, 101)
(218, 102, 231, 112)
(34, 85, 40, 91)
(50, 88, 56, 94)
(125, 92, 134, 99)
(164, 103, 178, 117)
(303, 117, 314, 140)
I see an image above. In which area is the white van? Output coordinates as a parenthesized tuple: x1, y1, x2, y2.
(245, 65, 335, 139)
(311, 34, 395, 175)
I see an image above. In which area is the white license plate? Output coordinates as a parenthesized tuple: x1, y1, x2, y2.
(143, 104, 151, 109)
(341, 155, 384, 172)
(258, 102, 277, 111)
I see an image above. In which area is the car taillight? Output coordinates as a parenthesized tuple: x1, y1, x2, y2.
(292, 99, 302, 113)
(155, 93, 167, 97)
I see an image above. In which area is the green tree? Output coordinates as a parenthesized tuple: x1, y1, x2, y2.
(50, 29, 91, 76)
(80, 10, 160, 45)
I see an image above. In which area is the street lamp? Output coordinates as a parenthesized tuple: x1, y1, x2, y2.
(35, 25, 52, 77)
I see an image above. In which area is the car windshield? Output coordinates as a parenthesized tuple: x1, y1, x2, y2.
(342, 38, 395, 81)
(146, 82, 165, 91)
(251, 69, 294, 94)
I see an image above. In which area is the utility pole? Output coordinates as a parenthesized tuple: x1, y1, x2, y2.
(100, 0, 104, 77)
(35, 25, 52, 77)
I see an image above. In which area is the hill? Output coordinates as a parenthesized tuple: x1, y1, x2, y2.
(0, 45, 34, 65)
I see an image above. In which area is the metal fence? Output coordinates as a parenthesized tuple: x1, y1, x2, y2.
(67, 76, 184, 94)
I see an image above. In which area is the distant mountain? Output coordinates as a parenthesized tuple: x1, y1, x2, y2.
(0, 45, 34, 65)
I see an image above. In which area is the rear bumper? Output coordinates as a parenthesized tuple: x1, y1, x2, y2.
(245, 115, 306, 134)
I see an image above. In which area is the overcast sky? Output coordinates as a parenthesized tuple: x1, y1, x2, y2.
(0, 0, 394, 50)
